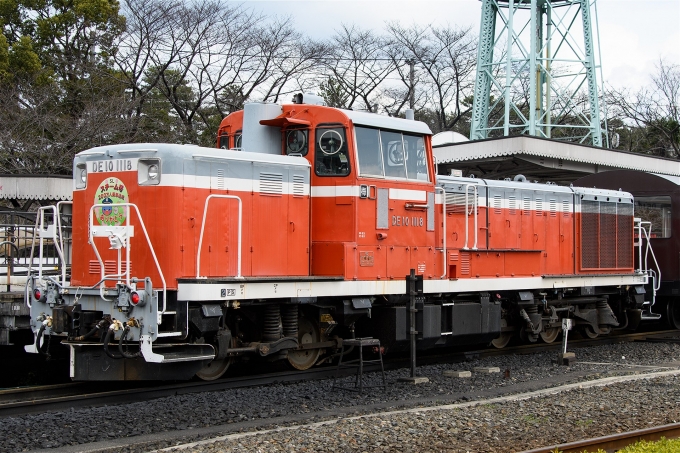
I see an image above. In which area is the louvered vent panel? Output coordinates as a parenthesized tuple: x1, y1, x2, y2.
(617, 202, 634, 268)
(508, 196, 517, 215)
(581, 200, 599, 268)
(522, 197, 531, 215)
(292, 174, 305, 197)
(89, 260, 131, 275)
(535, 199, 543, 216)
(563, 200, 570, 217)
(493, 195, 502, 214)
(445, 192, 476, 214)
(259, 172, 283, 196)
(600, 202, 617, 268)
(549, 199, 557, 217)
(217, 169, 225, 190)
(460, 252, 470, 275)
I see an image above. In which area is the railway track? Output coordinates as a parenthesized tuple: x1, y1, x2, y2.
(1, 329, 677, 418)
(522, 422, 680, 453)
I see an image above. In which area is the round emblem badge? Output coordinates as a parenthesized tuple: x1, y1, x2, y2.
(94, 177, 129, 226)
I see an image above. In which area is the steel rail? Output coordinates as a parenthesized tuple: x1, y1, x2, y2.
(1, 329, 678, 418)
(521, 422, 680, 453)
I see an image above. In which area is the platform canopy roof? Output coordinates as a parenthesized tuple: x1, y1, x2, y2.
(0, 175, 72, 202)
(433, 136, 680, 185)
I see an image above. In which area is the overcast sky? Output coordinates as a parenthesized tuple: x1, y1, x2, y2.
(246, 0, 680, 93)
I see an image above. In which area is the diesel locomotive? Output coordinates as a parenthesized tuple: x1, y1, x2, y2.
(26, 96, 654, 380)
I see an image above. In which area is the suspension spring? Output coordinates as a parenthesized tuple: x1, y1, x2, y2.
(262, 304, 281, 342)
(281, 305, 298, 339)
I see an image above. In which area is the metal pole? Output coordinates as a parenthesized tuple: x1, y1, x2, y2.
(409, 268, 416, 378)
(406, 59, 416, 110)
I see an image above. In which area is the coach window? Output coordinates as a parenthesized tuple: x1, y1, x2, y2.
(315, 126, 350, 176)
(233, 131, 242, 150)
(355, 126, 383, 177)
(635, 196, 672, 238)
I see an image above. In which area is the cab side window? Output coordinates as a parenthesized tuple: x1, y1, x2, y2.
(356, 126, 383, 176)
(285, 129, 309, 156)
(315, 126, 350, 176)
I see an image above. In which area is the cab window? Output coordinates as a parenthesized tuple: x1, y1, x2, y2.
(315, 126, 350, 176)
(218, 134, 229, 149)
(381, 130, 406, 178)
(403, 134, 428, 181)
(355, 126, 383, 176)
(355, 126, 429, 182)
(285, 128, 309, 156)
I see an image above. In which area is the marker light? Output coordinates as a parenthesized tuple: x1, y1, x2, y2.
(33, 288, 41, 300)
(148, 164, 159, 180)
(130, 292, 141, 305)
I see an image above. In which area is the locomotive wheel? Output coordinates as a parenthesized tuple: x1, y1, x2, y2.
(491, 319, 513, 349)
(196, 357, 232, 381)
(667, 302, 680, 330)
(582, 325, 599, 339)
(287, 316, 321, 370)
(539, 327, 560, 344)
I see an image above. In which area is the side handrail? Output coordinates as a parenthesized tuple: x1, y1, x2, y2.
(462, 184, 479, 250)
(636, 219, 661, 290)
(435, 187, 446, 279)
(196, 194, 243, 279)
(89, 203, 167, 323)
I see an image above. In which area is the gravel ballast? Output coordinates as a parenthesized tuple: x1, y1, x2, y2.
(6, 340, 680, 453)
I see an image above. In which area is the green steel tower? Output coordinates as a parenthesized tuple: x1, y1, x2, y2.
(470, 0, 607, 146)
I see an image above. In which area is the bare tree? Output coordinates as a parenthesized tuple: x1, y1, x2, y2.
(607, 60, 680, 157)
(386, 23, 477, 133)
(321, 25, 397, 112)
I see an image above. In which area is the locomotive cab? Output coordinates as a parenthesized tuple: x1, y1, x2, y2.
(217, 102, 439, 281)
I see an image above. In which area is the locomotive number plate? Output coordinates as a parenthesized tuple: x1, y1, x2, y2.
(90, 158, 137, 173)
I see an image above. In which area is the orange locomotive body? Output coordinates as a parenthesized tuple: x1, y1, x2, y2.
(27, 97, 650, 380)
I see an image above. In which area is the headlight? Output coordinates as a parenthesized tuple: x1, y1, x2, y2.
(148, 164, 159, 180)
(138, 159, 161, 186)
(75, 163, 87, 189)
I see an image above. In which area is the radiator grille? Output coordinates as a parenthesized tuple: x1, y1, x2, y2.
(617, 203, 634, 268)
(600, 202, 617, 268)
(580, 200, 633, 270)
(581, 200, 600, 268)
(535, 199, 543, 216)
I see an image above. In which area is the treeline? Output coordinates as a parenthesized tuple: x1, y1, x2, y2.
(0, 0, 677, 174)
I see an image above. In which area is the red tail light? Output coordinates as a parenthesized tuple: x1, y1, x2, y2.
(130, 292, 141, 305)
(33, 288, 42, 300)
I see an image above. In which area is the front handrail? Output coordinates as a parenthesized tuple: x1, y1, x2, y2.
(196, 194, 243, 278)
(89, 203, 167, 323)
(55, 201, 72, 286)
